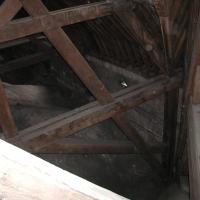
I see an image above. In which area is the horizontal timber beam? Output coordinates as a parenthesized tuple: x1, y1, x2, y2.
(188, 102, 200, 200)
(33, 139, 164, 154)
(0, 1, 126, 43)
(10, 75, 181, 151)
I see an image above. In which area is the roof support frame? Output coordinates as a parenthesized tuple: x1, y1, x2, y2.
(0, 0, 182, 180)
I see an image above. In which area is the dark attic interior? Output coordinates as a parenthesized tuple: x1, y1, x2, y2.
(0, 0, 200, 199)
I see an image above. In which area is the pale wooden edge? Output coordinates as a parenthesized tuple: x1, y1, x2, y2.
(188, 102, 200, 200)
(0, 139, 128, 200)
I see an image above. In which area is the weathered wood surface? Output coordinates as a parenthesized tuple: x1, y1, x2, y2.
(10, 75, 180, 151)
(0, 0, 181, 180)
(0, 0, 22, 27)
(34, 139, 163, 154)
(0, 0, 125, 43)
(175, 0, 200, 178)
(0, 139, 128, 200)
(0, 80, 17, 138)
(162, 89, 179, 177)
(188, 102, 200, 200)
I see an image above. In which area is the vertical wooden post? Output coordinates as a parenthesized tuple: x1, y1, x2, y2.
(0, 0, 22, 138)
(153, 1, 180, 179)
(176, 0, 200, 185)
(162, 89, 179, 177)
(192, 65, 200, 104)
(0, 80, 17, 138)
(19, 0, 164, 178)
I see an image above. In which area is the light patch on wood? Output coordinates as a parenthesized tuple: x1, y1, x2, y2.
(0, 139, 128, 200)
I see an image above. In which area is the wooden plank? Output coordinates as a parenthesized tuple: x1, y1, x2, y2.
(175, 1, 200, 176)
(33, 139, 164, 154)
(20, 0, 114, 104)
(162, 89, 179, 177)
(188, 102, 200, 200)
(153, 0, 172, 73)
(0, 80, 17, 138)
(10, 75, 166, 140)
(19, 0, 169, 177)
(154, 1, 181, 179)
(45, 29, 113, 103)
(0, 0, 22, 138)
(10, 75, 180, 152)
(0, 139, 127, 200)
(187, 6, 200, 197)
(0, 0, 22, 27)
(0, 1, 114, 43)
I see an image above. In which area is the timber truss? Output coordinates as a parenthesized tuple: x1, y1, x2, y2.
(0, 0, 183, 180)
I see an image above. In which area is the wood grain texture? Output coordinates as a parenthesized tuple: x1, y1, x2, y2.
(0, 80, 17, 138)
(0, 1, 113, 43)
(18, 0, 164, 176)
(33, 139, 164, 154)
(0, 139, 127, 200)
(188, 103, 200, 200)
(0, 0, 22, 27)
(10, 75, 180, 151)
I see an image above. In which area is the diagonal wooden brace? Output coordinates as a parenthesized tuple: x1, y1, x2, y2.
(19, 0, 165, 178)
(0, 80, 17, 138)
(0, 0, 22, 137)
(0, 0, 22, 27)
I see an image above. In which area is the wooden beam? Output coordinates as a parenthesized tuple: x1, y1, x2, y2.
(153, 1, 181, 179)
(187, 6, 200, 197)
(153, 0, 172, 72)
(33, 139, 164, 154)
(19, 0, 168, 177)
(175, 1, 200, 175)
(18, 0, 113, 104)
(0, 139, 127, 200)
(0, 0, 22, 138)
(0, 80, 17, 138)
(0, 1, 114, 43)
(188, 102, 200, 200)
(162, 89, 179, 177)
(0, 0, 22, 27)
(10, 75, 180, 151)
